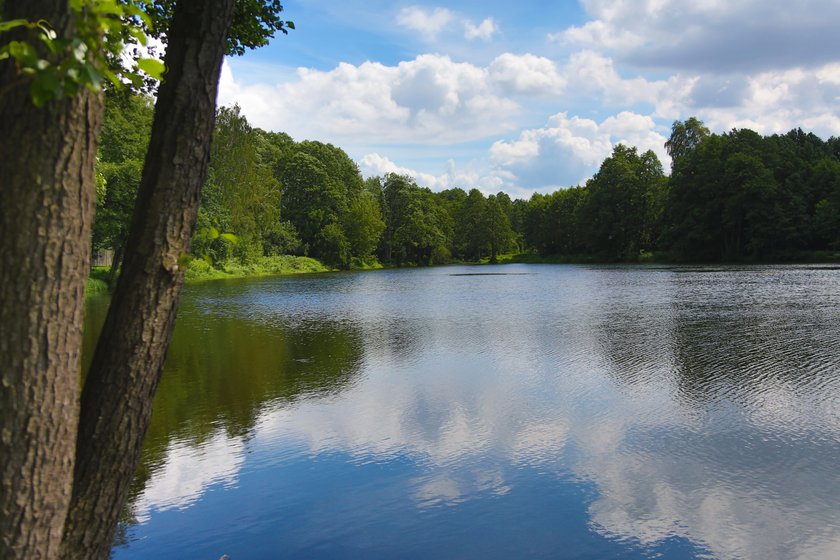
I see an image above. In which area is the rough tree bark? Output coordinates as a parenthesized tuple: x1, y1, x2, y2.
(0, 2, 102, 558)
(59, 1, 236, 558)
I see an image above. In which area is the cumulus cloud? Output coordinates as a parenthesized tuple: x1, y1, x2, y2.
(489, 111, 669, 188)
(464, 17, 498, 41)
(667, 63, 840, 139)
(219, 56, 521, 146)
(396, 6, 454, 39)
(359, 153, 506, 194)
(219, 51, 617, 150)
(489, 53, 565, 95)
(397, 6, 500, 43)
(564, 50, 674, 107)
(560, 0, 840, 73)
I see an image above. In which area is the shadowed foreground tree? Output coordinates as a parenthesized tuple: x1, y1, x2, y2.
(0, 1, 290, 558)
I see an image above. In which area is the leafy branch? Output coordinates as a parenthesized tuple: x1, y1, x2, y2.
(0, 0, 165, 106)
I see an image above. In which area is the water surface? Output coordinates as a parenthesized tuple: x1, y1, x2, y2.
(85, 264, 840, 560)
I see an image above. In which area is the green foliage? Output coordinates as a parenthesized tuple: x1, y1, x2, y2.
(2, 0, 294, 107)
(580, 145, 665, 259)
(92, 90, 154, 264)
(316, 222, 350, 268)
(144, 0, 294, 56)
(183, 255, 330, 281)
(85, 267, 111, 294)
(664, 126, 840, 261)
(1, 1, 161, 106)
(343, 191, 385, 258)
(395, 188, 452, 265)
(665, 117, 710, 169)
(455, 188, 488, 260)
(201, 104, 281, 260)
(483, 195, 517, 263)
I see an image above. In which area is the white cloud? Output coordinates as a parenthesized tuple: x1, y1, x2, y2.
(219, 56, 521, 146)
(359, 153, 506, 194)
(562, 0, 840, 73)
(360, 153, 443, 189)
(397, 6, 500, 43)
(565, 50, 672, 107)
(464, 17, 498, 41)
(550, 19, 642, 51)
(396, 6, 454, 39)
(489, 53, 565, 95)
(665, 63, 840, 139)
(490, 111, 669, 189)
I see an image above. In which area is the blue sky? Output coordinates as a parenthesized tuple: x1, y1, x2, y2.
(217, 0, 840, 199)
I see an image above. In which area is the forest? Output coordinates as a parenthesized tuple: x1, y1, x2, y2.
(95, 92, 840, 279)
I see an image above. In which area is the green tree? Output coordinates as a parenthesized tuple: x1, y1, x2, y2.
(665, 117, 710, 170)
(343, 191, 386, 260)
(316, 221, 351, 267)
(582, 145, 665, 259)
(483, 194, 517, 262)
(456, 188, 488, 260)
(659, 127, 840, 261)
(93, 92, 154, 285)
(523, 187, 588, 256)
(380, 173, 413, 262)
(392, 188, 452, 265)
(281, 151, 342, 256)
(196, 104, 281, 262)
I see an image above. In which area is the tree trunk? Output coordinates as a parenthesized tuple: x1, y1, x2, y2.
(0, 3, 102, 558)
(59, 1, 236, 558)
(107, 242, 124, 289)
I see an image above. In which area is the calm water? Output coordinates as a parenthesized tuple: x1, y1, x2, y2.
(84, 264, 840, 560)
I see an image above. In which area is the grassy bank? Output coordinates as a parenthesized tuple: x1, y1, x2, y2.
(184, 255, 332, 281)
(86, 255, 334, 293)
(86, 267, 111, 295)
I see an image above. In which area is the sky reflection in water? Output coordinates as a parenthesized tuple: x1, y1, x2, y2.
(89, 264, 840, 560)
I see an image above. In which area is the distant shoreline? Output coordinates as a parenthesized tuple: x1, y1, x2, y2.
(87, 250, 840, 295)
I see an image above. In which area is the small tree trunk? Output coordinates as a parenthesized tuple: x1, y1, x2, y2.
(107, 242, 124, 289)
(59, 1, 235, 558)
(0, 3, 102, 558)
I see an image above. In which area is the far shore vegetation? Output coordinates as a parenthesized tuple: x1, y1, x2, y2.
(91, 92, 840, 293)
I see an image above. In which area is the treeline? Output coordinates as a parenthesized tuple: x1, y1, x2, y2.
(525, 120, 840, 261)
(93, 91, 518, 271)
(93, 92, 840, 274)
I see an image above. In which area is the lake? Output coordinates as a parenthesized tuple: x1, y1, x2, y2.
(84, 264, 840, 560)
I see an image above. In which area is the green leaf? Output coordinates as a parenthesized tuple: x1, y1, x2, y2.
(220, 233, 239, 244)
(80, 63, 103, 89)
(102, 67, 120, 87)
(30, 71, 61, 107)
(208, 226, 220, 240)
(136, 58, 165, 81)
(8, 41, 38, 66)
(124, 71, 144, 88)
(127, 26, 148, 46)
